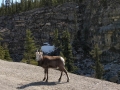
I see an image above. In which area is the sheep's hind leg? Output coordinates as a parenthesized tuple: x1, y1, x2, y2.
(63, 68, 69, 82)
(58, 71, 63, 82)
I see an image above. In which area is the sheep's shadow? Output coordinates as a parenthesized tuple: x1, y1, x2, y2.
(17, 81, 67, 89)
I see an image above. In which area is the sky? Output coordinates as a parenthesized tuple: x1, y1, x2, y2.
(0, 0, 20, 7)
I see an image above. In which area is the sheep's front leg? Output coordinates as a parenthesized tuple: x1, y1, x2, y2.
(43, 68, 47, 81)
(45, 68, 48, 82)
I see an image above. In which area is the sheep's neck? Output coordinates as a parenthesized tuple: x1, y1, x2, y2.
(40, 55, 43, 60)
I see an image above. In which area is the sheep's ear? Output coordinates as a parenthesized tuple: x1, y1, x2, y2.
(36, 49, 39, 52)
(36, 51, 39, 54)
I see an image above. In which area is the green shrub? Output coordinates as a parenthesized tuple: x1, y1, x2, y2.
(21, 59, 38, 66)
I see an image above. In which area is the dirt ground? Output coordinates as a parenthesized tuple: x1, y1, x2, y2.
(0, 60, 120, 90)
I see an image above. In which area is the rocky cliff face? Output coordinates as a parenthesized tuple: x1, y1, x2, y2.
(0, 1, 120, 59)
(0, 2, 79, 61)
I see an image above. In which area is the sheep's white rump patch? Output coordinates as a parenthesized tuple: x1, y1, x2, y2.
(60, 57, 65, 65)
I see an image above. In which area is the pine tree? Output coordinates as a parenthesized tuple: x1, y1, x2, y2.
(53, 29, 63, 56)
(52, 0, 58, 6)
(0, 0, 84, 16)
(0, 3, 5, 16)
(53, 29, 60, 48)
(90, 44, 104, 79)
(53, 29, 76, 72)
(28, 0, 33, 10)
(61, 30, 76, 73)
(4, 49, 12, 61)
(0, 45, 5, 59)
(24, 0, 28, 11)
(24, 29, 36, 64)
(0, 33, 11, 61)
(0, 33, 5, 59)
(2, 42, 12, 61)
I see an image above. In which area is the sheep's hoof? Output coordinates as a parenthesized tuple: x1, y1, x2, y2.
(43, 78, 46, 81)
(67, 79, 69, 82)
(45, 80, 48, 82)
(58, 79, 61, 82)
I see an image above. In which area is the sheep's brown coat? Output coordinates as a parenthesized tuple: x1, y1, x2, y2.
(36, 52, 69, 82)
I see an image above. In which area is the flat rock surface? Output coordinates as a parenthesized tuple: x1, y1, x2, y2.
(0, 60, 120, 90)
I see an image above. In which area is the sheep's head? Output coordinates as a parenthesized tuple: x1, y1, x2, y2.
(36, 51, 43, 61)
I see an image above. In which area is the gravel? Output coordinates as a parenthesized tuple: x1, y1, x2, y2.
(0, 59, 120, 90)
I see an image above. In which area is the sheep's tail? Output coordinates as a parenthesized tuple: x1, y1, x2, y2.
(60, 57, 65, 65)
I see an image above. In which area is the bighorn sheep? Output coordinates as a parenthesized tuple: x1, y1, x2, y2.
(36, 51, 69, 82)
